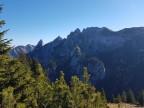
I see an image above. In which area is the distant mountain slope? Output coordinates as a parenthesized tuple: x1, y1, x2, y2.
(10, 44, 35, 57)
(27, 27, 144, 96)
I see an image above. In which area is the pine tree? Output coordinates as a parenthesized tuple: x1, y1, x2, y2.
(93, 92, 108, 108)
(18, 52, 29, 65)
(127, 89, 136, 104)
(70, 76, 84, 108)
(111, 94, 115, 103)
(121, 91, 127, 103)
(116, 94, 121, 103)
(12, 59, 38, 107)
(52, 71, 70, 108)
(31, 59, 41, 77)
(101, 88, 106, 99)
(94, 92, 102, 108)
(0, 5, 12, 55)
(81, 67, 95, 108)
(70, 68, 108, 108)
(139, 89, 144, 106)
(83, 67, 90, 84)
(100, 88, 107, 105)
(0, 52, 38, 107)
(19, 55, 53, 107)
(31, 59, 53, 107)
(1, 87, 15, 108)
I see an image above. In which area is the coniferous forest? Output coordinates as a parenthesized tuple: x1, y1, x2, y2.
(1, 3, 144, 108)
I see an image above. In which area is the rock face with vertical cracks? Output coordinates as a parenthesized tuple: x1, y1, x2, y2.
(27, 27, 144, 96)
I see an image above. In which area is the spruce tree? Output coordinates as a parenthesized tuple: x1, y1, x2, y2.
(139, 89, 144, 106)
(0, 5, 12, 55)
(70, 76, 84, 108)
(116, 94, 121, 103)
(111, 94, 115, 103)
(126, 89, 136, 104)
(52, 71, 70, 108)
(94, 92, 102, 108)
(31, 59, 41, 77)
(31, 59, 53, 107)
(100, 88, 107, 105)
(93, 92, 108, 108)
(82, 67, 95, 108)
(0, 45, 37, 107)
(1, 87, 15, 108)
(70, 67, 108, 108)
(121, 91, 127, 103)
(83, 67, 90, 84)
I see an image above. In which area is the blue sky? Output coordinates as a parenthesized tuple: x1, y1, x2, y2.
(1, 0, 144, 46)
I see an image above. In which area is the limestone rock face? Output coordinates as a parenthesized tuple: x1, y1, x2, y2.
(27, 27, 144, 95)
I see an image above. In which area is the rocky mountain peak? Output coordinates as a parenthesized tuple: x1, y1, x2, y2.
(74, 28, 81, 34)
(34, 39, 43, 51)
(67, 28, 81, 39)
(53, 36, 63, 42)
(37, 39, 43, 46)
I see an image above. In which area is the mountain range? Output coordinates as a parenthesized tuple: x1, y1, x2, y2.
(9, 44, 35, 57)
(10, 27, 144, 97)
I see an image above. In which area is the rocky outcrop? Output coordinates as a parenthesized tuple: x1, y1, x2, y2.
(34, 39, 43, 51)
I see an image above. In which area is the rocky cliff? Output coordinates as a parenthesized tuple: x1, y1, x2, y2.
(27, 27, 144, 96)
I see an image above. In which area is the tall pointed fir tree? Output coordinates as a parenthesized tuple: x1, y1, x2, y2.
(0, 5, 12, 55)
(126, 89, 136, 104)
(116, 94, 121, 103)
(139, 89, 144, 106)
(121, 91, 127, 103)
(100, 88, 107, 106)
(81, 67, 96, 108)
(0, 5, 13, 107)
(111, 94, 116, 103)
(30, 58, 53, 108)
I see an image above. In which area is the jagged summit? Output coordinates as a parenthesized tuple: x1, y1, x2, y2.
(34, 39, 43, 51)
(37, 39, 43, 46)
(67, 27, 115, 39)
(53, 36, 63, 42)
(74, 28, 81, 34)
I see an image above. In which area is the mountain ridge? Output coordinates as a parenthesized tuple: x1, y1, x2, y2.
(10, 44, 35, 57)
(11, 26, 144, 97)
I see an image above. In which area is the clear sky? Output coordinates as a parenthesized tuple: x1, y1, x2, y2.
(1, 0, 144, 46)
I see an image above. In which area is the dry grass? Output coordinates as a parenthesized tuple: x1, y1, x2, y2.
(108, 103, 144, 108)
